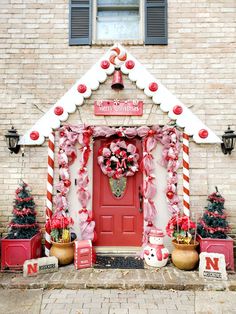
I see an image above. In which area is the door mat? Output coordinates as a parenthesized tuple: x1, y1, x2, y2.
(94, 255, 144, 269)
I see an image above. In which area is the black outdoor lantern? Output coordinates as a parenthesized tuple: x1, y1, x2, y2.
(5, 126, 20, 154)
(221, 126, 236, 155)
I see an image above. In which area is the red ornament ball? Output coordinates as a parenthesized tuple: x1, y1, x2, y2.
(125, 60, 135, 69)
(64, 179, 71, 188)
(149, 82, 158, 92)
(54, 106, 64, 116)
(100, 60, 110, 69)
(30, 131, 39, 141)
(77, 84, 87, 94)
(60, 131, 65, 137)
(198, 129, 208, 139)
(166, 191, 174, 199)
(173, 105, 183, 115)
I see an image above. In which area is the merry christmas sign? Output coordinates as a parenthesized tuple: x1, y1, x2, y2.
(94, 100, 143, 116)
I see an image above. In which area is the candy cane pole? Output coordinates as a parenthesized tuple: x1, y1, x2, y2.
(45, 132, 55, 256)
(182, 132, 190, 217)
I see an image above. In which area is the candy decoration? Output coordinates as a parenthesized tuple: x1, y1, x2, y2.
(30, 131, 39, 141)
(77, 84, 87, 94)
(109, 46, 127, 66)
(45, 132, 55, 256)
(54, 106, 64, 116)
(100, 60, 110, 69)
(173, 105, 183, 115)
(199, 129, 208, 139)
(182, 132, 190, 217)
(125, 60, 135, 69)
(149, 82, 158, 92)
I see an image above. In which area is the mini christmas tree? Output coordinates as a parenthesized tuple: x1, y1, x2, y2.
(7, 181, 39, 239)
(197, 187, 229, 239)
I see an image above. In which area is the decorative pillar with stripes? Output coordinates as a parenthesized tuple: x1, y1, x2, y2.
(182, 132, 190, 217)
(45, 132, 55, 256)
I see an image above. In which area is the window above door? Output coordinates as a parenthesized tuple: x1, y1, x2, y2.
(69, 0, 168, 46)
(96, 0, 140, 41)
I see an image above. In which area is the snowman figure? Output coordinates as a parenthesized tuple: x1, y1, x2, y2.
(144, 228, 169, 268)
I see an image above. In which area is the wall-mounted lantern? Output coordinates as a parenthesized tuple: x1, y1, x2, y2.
(221, 126, 236, 155)
(5, 126, 20, 154)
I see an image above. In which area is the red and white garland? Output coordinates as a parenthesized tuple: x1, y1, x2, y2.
(97, 139, 139, 179)
(54, 124, 181, 246)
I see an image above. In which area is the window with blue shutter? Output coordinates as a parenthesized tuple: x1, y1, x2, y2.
(69, 1, 168, 45)
(145, 0, 168, 45)
(69, 0, 92, 45)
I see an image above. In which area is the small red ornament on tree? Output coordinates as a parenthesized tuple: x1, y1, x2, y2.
(166, 191, 174, 199)
(77, 84, 87, 94)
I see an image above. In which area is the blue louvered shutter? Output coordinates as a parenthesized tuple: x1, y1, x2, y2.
(69, 0, 92, 45)
(145, 0, 168, 45)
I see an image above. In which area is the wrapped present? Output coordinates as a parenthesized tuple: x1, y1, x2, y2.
(74, 240, 96, 269)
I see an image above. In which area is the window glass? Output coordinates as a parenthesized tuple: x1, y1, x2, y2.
(97, 1, 140, 40)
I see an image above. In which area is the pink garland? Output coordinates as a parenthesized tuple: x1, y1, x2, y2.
(56, 125, 96, 241)
(161, 126, 181, 215)
(55, 124, 181, 246)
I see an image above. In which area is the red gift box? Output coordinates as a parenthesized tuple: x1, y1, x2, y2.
(74, 240, 96, 269)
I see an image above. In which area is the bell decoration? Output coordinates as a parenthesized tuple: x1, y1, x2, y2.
(111, 69, 124, 90)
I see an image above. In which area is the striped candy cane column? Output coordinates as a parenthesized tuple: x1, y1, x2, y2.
(45, 132, 55, 256)
(182, 132, 190, 217)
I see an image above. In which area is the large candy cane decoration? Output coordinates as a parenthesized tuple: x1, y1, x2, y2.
(45, 132, 55, 256)
(182, 132, 190, 217)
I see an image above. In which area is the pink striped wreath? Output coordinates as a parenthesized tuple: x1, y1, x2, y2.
(55, 125, 181, 246)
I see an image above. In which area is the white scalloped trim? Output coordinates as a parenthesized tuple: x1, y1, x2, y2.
(19, 43, 221, 145)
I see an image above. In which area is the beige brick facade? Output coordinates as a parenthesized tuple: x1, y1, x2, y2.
(0, 0, 235, 253)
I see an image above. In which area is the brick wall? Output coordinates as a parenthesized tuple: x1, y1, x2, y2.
(0, 0, 235, 251)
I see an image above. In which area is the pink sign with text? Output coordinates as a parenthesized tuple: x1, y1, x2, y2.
(94, 100, 143, 116)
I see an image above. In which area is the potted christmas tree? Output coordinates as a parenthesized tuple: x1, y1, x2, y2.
(1, 181, 42, 271)
(197, 187, 234, 270)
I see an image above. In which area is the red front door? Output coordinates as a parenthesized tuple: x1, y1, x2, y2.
(93, 137, 143, 247)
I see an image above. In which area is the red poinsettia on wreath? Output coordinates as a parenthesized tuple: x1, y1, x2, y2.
(97, 139, 139, 179)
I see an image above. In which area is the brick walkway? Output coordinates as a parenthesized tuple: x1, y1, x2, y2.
(40, 289, 236, 314)
(41, 289, 195, 314)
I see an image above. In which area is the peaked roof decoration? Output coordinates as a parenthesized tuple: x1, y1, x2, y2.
(19, 44, 221, 145)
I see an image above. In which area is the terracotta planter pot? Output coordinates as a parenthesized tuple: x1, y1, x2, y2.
(50, 241, 75, 266)
(171, 239, 199, 271)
